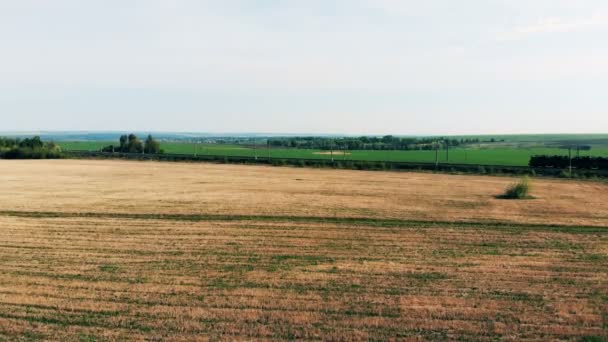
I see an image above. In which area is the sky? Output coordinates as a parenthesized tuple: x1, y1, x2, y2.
(1, 0, 607, 135)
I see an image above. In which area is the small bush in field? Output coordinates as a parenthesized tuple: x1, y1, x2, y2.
(499, 176, 532, 199)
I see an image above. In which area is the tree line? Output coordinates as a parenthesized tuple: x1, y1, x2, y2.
(267, 136, 490, 151)
(529, 155, 608, 170)
(102, 134, 163, 154)
(0, 136, 63, 159)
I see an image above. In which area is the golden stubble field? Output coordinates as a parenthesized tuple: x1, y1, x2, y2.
(0, 160, 606, 340)
(1, 160, 608, 226)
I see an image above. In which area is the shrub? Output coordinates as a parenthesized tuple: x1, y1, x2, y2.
(500, 176, 532, 199)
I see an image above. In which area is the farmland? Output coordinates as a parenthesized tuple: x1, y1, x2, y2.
(58, 140, 608, 167)
(0, 160, 606, 340)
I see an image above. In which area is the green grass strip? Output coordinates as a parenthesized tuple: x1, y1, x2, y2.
(0, 210, 606, 233)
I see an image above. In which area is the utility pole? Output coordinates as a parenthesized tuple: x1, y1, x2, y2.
(568, 146, 572, 176)
(267, 140, 271, 161)
(435, 141, 439, 167)
(445, 140, 449, 162)
(254, 139, 257, 161)
(330, 141, 334, 162)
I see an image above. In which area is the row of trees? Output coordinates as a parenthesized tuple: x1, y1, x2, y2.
(0, 136, 63, 159)
(102, 134, 162, 154)
(267, 136, 489, 151)
(0, 136, 45, 149)
(529, 155, 608, 170)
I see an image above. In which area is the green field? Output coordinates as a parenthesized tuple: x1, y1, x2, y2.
(59, 140, 608, 167)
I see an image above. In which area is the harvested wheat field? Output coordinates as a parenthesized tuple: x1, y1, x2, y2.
(0, 160, 606, 340)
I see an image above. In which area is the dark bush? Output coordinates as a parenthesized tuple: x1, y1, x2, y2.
(499, 177, 532, 199)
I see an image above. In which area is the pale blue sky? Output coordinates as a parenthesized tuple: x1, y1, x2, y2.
(1, 0, 607, 134)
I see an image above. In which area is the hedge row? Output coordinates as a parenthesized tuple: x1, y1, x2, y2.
(61, 151, 608, 178)
(0, 148, 64, 159)
(529, 155, 608, 170)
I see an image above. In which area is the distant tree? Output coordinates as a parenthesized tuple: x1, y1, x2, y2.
(104, 134, 161, 154)
(266, 136, 462, 151)
(128, 134, 136, 141)
(119, 135, 128, 151)
(0, 136, 62, 159)
(127, 134, 143, 153)
(0, 137, 18, 149)
(45, 142, 62, 153)
(19, 136, 44, 149)
(101, 145, 115, 153)
(381, 135, 394, 143)
(144, 135, 161, 154)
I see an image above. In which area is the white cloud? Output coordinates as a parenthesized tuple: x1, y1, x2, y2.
(498, 13, 608, 41)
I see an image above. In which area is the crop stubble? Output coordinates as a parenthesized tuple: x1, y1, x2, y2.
(0, 160, 606, 340)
